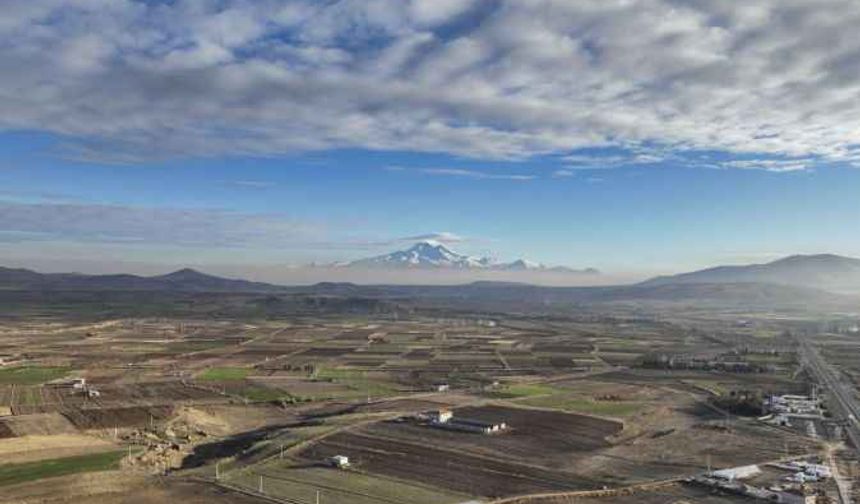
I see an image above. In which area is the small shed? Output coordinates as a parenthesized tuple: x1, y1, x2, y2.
(329, 455, 350, 469)
(429, 409, 453, 424)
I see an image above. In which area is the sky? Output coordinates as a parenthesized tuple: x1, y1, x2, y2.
(3, 0, 860, 284)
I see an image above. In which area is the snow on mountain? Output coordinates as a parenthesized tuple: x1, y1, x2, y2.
(347, 241, 489, 269)
(343, 241, 597, 273)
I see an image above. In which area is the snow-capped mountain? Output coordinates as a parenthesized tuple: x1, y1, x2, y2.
(347, 241, 490, 269)
(343, 241, 597, 273)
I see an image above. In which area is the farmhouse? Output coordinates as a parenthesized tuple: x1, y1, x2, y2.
(429, 409, 453, 424)
(449, 418, 507, 434)
(329, 455, 350, 469)
(427, 409, 507, 434)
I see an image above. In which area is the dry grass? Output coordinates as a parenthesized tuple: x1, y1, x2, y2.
(0, 434, 118, 464)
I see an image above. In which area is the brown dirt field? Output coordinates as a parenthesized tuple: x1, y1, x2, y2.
(246, 376, 353, 398)
(532, 343, 594, 353)
(364, 404, 622, 470)
(62, 405, 174, 429)
(296, 347, 355, 357)
(0, 471, 141, 504)
(519, 483, 752, 503)
(191, 404, 294, 433)
(91, 480, 268, 504)
(354, 398, 451, 413)
(168, 406, 233, 437)
(104, 382, 226, 405)
(0, 386, 12, 407)
(5, 382, 227, 415)
(1, 471, 263, 504)
(0, 434, 118, 464)
(577, 419, 822, 485)
(2, 413, 78, 436)
(301, 431, 602, 498)
(0, 420, 16, 438)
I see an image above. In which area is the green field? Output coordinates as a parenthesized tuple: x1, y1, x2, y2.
(197, 366, 250, 381)
(315, 367, 401, 399)
(486, 383, 557, 399)
(0, 451, 127, 487)
(518, 395, 643, 417)
(0, 366, 70, 385)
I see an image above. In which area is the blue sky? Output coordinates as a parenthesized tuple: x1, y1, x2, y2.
(3, 1, 860, 283)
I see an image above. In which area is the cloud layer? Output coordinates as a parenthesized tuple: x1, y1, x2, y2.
(0, 200, 318, 247)
(0, 200, 470, 255)
(4, 1, 860, 164)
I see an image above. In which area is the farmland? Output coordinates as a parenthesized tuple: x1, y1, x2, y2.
(0, 294, 852, 503)
(0, 450, 128, 487)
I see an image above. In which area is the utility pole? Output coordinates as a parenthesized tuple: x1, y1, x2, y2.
(316, 490, 320, 504)
(258, 475, 264, 494)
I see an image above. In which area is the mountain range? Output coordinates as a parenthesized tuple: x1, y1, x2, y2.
(3, 253, 860, 310)
(340, 241, 599, 274)
(643, 253, 860, 293)
(0, 267, 279, 293)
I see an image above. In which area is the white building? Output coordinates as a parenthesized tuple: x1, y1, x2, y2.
(429, 409, 453, 424)
(711, 465, 761, 481)
(329, 455, 350, 469)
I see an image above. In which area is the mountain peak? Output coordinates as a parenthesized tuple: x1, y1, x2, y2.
(160, 268, 210, 280)
(342, 241, 594, 273)
(771, 253, 857, 265)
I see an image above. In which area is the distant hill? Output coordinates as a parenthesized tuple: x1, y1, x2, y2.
(642, 254, 860, 293)
(3, 256, 857, 312)
(382, 281, 849, 306)
(0, 266, 281, 292)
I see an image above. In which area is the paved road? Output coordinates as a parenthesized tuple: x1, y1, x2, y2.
(796, 334, 857, 503)
(797, 335, 860, 450)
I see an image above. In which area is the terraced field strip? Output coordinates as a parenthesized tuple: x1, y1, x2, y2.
(303, 430, 602, 497)
(0, 366, 70, 386)
(0, 450, 128, 487)
(487, 478, 683, 503)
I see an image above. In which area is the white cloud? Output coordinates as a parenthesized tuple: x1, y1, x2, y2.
(398, 232, 465, 244)
(0, 200, 321, 248)
(0, 200, 475, 254)
(3, 1, 860, 165)
(421, 168, 535, 180)
(718, 159, 811, 172)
